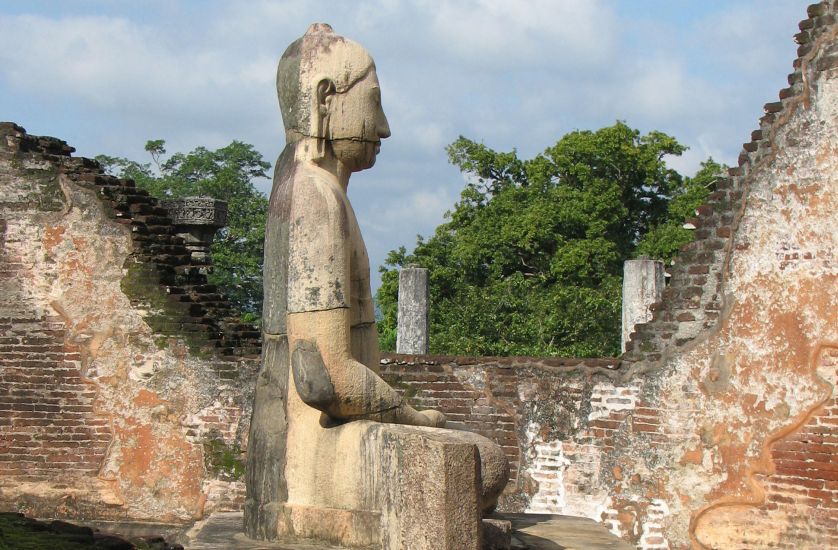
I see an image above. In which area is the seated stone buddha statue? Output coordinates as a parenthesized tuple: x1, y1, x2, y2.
(245, 23, 509, 550)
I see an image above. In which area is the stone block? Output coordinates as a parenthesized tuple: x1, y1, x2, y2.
(621, 258, 665, 352)
(380, 426, 483, 550)
(482, 518, 512, 550)
(272, 421, 489, 549)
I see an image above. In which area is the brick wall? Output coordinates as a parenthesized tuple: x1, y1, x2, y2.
(624, 2, 838, 365)
(0, 124, 257, 521)
(0, 134, 111, 498)
(382, 346, 837, 549)
(1, 2, 835, 547)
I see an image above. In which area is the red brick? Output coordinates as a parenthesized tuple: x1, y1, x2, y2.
(633, 422, 660, 433)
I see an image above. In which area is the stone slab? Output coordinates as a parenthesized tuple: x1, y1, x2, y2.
(187, 512, 352, 549)
(184, 512, 633, 550)
(503, 513, 634, 550)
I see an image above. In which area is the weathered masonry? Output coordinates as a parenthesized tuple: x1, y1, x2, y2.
(0, 125, 259, 521)
(0, 2, 836, 549)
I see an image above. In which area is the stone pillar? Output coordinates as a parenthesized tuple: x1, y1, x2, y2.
(160, 197, 228, 268)
(397, 265, 429, 354)
(621, 257, 665, 352)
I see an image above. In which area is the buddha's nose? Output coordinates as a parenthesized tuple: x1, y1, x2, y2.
(378, 112, 391, 139)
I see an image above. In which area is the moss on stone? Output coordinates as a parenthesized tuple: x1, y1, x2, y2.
(0, 513, 94, 549)
(120, 258, 213, 358)
(384, 374, 421, 403)
(153, 336, 170, 350)
(9, 157, 65, 212)
(202, 435, 245, 481)
(0, 513, 178, 549)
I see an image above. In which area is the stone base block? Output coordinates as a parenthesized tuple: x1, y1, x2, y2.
(276, 423, 486, 550)
(276, 504, 380, 548)
(380, 427, 483, 550)
(482, 518, 512, 550)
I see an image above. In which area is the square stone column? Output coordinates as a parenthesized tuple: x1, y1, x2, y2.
(621, 258, 665, 352)
(396, 266, 429, 354)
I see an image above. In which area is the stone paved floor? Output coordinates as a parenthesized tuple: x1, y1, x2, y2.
(185, 512, 348, 549)
(504, 513, 633, 550)
(183, 512, 634, 550)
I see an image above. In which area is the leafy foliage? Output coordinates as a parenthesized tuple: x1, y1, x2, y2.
(96, 140, 270, 316)
(634, 158, 724, 261)
(377, 122, 718, 357)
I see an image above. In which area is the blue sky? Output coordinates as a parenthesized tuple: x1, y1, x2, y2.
(0, 0, 811, 292)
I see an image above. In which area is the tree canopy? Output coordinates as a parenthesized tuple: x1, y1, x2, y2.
(96, 140, 270, 318)
(376, 122, 723, 357)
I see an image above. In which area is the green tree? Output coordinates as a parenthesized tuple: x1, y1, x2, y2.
(634, 158, 725, 261)
(377, 122, 711, 357)
(96, 141, 270, 317)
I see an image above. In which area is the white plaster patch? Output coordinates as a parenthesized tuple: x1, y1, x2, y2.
(588, 382, 640, 422)
(638, 498, 672, 549)
(523, 422, 570, 513)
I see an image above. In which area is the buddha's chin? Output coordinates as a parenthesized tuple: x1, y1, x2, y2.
(351, 147, 379, 172)
(333, 141, 378, 172)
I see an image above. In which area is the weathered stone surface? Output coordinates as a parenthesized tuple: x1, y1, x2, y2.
(160, 197, 228, 264)
(186, 511, 632, 550)
(244, 335, 289, 540)
(161, 197, 228, 227)
(481, 518, 512, 550)
(620, 258, 664, 352)
(248, 22, 508, 549)
(504, 514, 633, 550)
(379, 426, 482, 550)
(396, 266, 429, 354)
(0, 124, 257, 521)
(290, 339, 336, 411)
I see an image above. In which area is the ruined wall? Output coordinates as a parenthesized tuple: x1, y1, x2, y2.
(381, 4, 838, 548)
(382, 347, 835, 549)
(0, 124, 257, 522)
(1, 3, 835, 547)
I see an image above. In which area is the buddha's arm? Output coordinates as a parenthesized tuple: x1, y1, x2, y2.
(286, 178, 444, 427)
(288, 307, 443, 426)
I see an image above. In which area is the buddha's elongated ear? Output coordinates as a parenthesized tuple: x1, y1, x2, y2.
(315, 78, 336, 158)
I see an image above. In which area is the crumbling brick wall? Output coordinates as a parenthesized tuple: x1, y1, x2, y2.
(0, 124, 258, 522)
(382, 347, 836, 549)
(1, 3, 835, 548)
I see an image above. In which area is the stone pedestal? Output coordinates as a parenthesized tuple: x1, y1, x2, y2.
(396, 266, 429, 354)
(161, 197, 228, 266)
(621, 258, 665, 352)
(272, 422, 485, 550)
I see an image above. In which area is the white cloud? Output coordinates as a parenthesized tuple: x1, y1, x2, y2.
(0, 13, 275, 129)
(615, 55, 725, 124)
(0, 0, 813, 291)
(694, 3, 804, 76)
(421, 0, 615, 69)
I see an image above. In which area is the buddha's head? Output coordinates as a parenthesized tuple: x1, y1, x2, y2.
(278, 23, 390, 171)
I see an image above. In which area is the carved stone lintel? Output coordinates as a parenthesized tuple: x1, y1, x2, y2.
(161, 196, 228, 227)
(161, 197, 229, 265)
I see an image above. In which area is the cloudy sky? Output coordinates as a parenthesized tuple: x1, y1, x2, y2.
(0, 0, 810, 292)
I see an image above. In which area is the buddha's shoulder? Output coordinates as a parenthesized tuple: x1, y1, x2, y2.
(291, 169, 346, 207)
